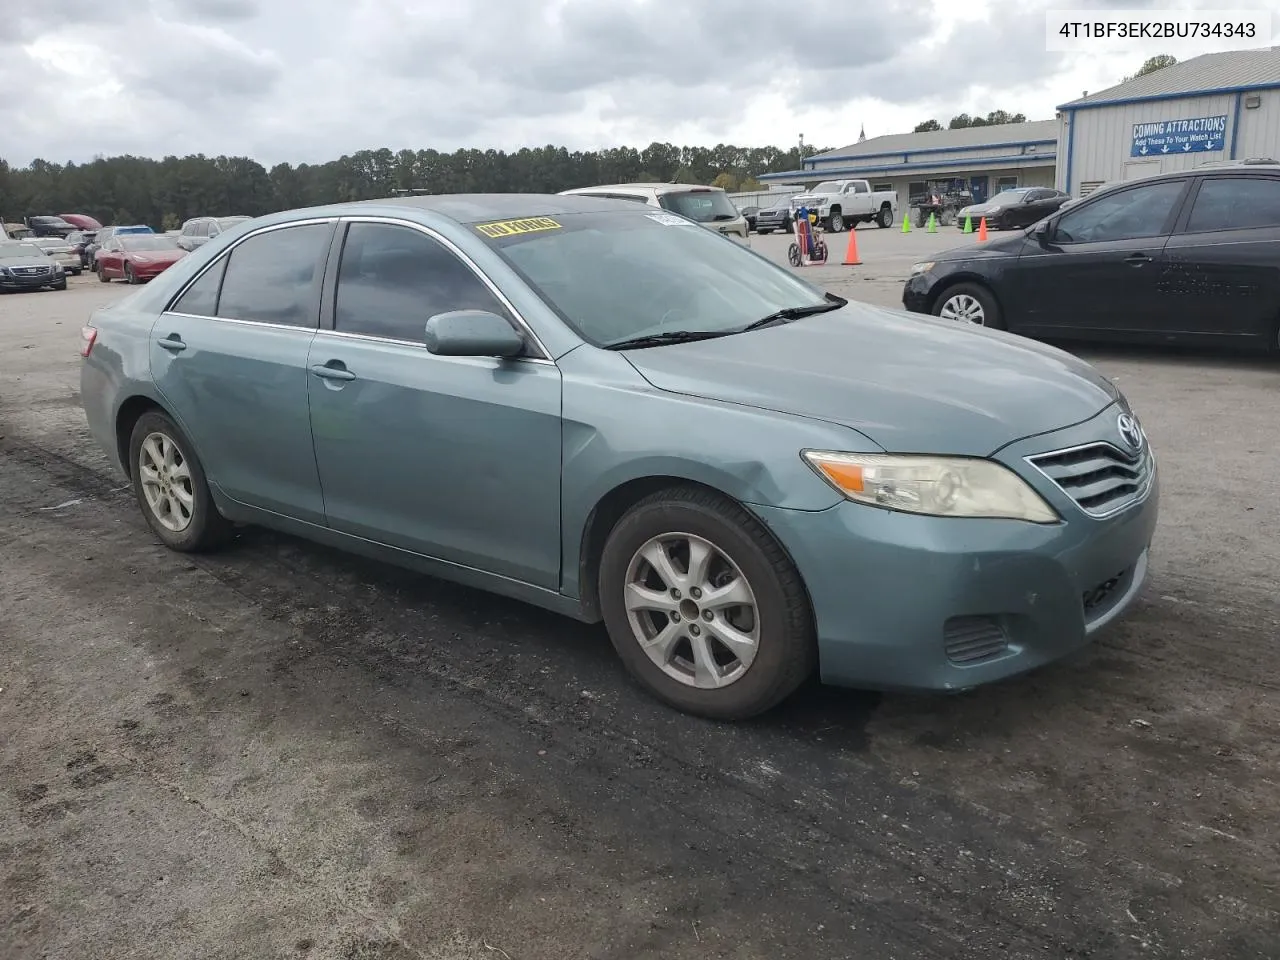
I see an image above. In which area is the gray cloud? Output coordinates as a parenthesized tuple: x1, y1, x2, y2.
(0, 0, 1245, 167)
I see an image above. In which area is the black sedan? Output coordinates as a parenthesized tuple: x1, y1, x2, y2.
(902, 161, 1280, 351)
(955, 188, 1071, 231)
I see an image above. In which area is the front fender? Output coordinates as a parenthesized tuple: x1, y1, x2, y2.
(556, 347, 882, 599)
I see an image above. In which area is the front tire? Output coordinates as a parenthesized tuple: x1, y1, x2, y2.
(128, 411, 233, 552)
(827, 210, 845, 233)
(98, 267, 111, 283)
(932, 281, 1004, 329)
(598, 487, 816, 720)
(53, 278, 68, 290)
(125, 264, 137, 285)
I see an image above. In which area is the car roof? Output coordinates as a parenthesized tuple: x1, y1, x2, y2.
(343, 192, 654, 222)
(560, 183, 726, 197)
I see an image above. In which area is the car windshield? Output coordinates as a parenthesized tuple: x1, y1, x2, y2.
(32, 217, 73, 227)
(0, 242, 41, 257)
(121, 236, 180, 251)
(655, 189, 740, 223)
(989, 189, 1031, 204)
(117, 225, 154, 234)
(34, 239, 66, 249)
(476, 210, 831, 348)
(66, 232, 85, 243)
(811, 182, 844, 194)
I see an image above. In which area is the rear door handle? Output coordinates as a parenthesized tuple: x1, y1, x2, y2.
(310, 362, 356, 382)
(1124, 253, 1152, 266)
(156, 334, 186, 352)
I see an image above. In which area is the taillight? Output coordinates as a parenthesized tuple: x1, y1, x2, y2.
(80, 326, 97, 357)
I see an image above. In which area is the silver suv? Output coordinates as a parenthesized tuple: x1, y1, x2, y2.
(558, 183, 749, 239)
(176, 216, 252, 252)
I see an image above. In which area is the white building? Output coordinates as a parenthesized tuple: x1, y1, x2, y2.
(757, 120, 1059, 210)
(1057, 47, 1280, 197)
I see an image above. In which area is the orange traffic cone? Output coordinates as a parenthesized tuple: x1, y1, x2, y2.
(842, 227, 861, 265)
(978, 217, 988, 241)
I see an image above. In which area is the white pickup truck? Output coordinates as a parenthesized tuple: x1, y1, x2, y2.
(789, 179, 898, 232)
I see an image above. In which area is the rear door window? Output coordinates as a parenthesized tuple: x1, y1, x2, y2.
(1185, 176, 1280, 233)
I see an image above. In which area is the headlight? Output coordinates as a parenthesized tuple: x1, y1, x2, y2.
(910, 261, 934, 275)
(802, 450, 1060, 523)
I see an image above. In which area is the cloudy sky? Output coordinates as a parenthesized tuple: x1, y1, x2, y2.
(1, 0, 1272, 168)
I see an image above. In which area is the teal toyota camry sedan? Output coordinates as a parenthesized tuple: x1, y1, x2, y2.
(79, 194, 1158, 720)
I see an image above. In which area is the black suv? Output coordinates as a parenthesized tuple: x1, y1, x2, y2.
(902, 159, 1280, 351)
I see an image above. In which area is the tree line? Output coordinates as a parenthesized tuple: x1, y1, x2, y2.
(0, 142, 828, 229)
(909, 58, 1177, 134)
(913, 110, 1028, 133)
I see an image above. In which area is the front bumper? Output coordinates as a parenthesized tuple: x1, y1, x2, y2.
(0, 269, 62, 289)
(752, 411, 1159, 692)
(901, 272, 932, 313)
(128, 261, 178, 280)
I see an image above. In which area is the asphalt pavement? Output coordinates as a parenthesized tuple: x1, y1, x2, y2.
(2, 240, 1278, 960)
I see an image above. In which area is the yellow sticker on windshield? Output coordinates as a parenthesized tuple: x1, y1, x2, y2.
(475, 217, 562, 238)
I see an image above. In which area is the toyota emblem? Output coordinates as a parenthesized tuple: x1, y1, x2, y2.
(1117, 413, 1143, 451)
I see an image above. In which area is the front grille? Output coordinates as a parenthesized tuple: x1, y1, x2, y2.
(944, 616, 1009, 664)
(12, 266, 52, 276)
(1026, 442, 1152, 517)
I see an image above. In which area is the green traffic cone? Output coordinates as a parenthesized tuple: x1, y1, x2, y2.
(901, 212, 911, 233)
(927, 212, 937, 233)
(963, 215, 973, 234)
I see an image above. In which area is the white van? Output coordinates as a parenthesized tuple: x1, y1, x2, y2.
(558, 183, 750, 239)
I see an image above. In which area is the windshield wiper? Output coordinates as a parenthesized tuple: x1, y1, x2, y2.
(602, 330, 737, 350)
(741, 296, 847, 332)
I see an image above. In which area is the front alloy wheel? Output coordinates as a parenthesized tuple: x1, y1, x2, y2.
(624, 533, 760, 689)
(598, 487, 816, 719)
(939, 292, 986, 324)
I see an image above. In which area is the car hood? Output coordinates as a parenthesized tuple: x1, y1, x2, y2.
(622, 304, 1118, 456)
(930, 232, 1026, 262)
(0, 255, 56, 268)
(790, 193, 832, 205)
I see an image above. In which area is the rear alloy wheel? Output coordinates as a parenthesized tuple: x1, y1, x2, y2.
(878, 205, 893, 228)
(129, 411, 232, 552)
(933, 281, 1003, 329)
(598, 487, 816, 720)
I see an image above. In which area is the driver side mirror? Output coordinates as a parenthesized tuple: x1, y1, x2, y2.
(1032, 221, 1052, 244)
(425, 310, 526, 358)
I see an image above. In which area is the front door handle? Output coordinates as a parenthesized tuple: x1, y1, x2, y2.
(1124, 253, 1152, 266)
(156, 334, 186, 352)
(310, 362, 356, 382)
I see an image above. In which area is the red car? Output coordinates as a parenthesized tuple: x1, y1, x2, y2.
(96, 234, 188, 284)
(60, 213, 104, 232)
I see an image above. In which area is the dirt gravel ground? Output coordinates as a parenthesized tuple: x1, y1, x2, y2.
(2, 236, 1279, 959)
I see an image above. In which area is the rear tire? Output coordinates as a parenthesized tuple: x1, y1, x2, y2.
(598, 486, 816, 720)
(877, 205, 893, 228)
(128, 411, 233, 553)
